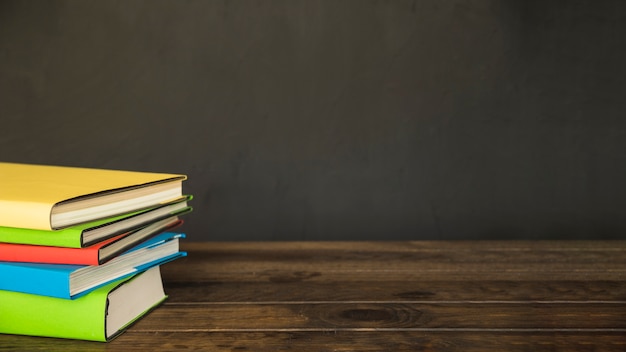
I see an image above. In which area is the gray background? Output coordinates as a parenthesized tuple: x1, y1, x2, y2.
(1, 0, 625, 241)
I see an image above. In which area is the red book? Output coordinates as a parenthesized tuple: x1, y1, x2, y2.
(0, 216, 182, 265)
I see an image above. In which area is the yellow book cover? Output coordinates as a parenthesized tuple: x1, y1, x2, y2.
(0, 162, 186, 230)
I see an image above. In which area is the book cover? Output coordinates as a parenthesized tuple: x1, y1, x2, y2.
(0, 196, 192, 248)
(0, 266, 167, 342)
(0, 162, 186, 230)
(0, 232, 186, 299)
(0, 215, 184, 265)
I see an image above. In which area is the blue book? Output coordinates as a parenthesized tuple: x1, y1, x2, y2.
(0, 232, 186, 299)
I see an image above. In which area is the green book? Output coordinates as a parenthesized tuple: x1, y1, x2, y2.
(0, 196, 191, 248)
(0, 266, 166, 342)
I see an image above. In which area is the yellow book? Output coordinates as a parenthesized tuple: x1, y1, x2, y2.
(0, 162, 186, 230)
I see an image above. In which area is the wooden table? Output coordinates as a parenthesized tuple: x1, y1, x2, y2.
(1, 241, 626, 351)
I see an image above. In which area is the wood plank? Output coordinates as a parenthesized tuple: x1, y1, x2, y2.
(162, 280, 626, 302)
(167, 241, 626, 281)
(183, 241, 626, 251)
(130, 302, 626, 330)
(2, 331, 625, 352)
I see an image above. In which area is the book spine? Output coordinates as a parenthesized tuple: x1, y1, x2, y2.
(0, 243, 99, 265)
(0, 225, 82, 248)
(0, 199, 53, 230)
(0, 280, 111, 341)
(0, 263, 72, 299)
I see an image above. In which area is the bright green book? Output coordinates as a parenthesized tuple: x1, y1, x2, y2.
(0, 196, 191, 248)
(0, 266, 167, 342)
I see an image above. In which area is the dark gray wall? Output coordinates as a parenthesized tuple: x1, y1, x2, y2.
(1, 0, 625, 240)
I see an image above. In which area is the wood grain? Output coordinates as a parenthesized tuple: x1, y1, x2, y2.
(131, 302, 626, 330)
(0, 330, 626, 352)
(167, 241, 626, 281)
(2, 332, 626, 352)
(163, 280, 626, 302)
(1, 241, 625, 351)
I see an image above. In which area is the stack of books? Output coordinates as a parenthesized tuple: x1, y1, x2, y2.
(0, 162, 192, 342)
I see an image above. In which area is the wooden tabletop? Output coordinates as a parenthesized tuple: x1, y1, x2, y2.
(2, 241, 626, 351)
